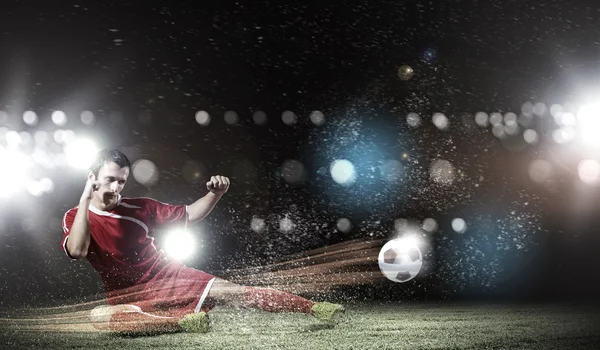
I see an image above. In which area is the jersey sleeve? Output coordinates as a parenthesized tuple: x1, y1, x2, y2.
(148, 198, 189, 229)
(61, 208, 79, 260)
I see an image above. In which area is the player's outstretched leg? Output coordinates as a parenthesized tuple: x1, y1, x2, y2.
(90, 304, 183, 334)
(206, 278, 345, 323)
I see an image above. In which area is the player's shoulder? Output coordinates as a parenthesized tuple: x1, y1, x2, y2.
(63, 206, 79, 217)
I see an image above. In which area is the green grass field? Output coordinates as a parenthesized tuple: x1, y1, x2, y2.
(1, 302, 599, 349)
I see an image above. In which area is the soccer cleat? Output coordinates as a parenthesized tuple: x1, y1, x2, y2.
(311, 302, 345, 323)
(178, 312, 210, 333)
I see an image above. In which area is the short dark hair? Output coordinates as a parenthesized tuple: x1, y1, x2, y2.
(90, 149, 132, 177)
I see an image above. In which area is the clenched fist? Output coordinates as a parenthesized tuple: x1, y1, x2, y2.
(206, 175, 230, 196)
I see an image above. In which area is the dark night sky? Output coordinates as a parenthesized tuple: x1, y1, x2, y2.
(1, 0, 600, 308)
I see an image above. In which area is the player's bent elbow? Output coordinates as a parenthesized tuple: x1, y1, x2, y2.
(65, 243, 87, 259)
(70, 250, 87, 259)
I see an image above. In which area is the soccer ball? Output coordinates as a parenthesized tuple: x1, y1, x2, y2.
(378, 237, 423, 283)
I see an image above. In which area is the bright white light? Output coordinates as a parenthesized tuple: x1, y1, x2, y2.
(195, 110, 210, 126)
(489, 112, 503, 126)
(51, 110, 67, 126)
(23, 110, 38, 125)
(64, 138, 98, 169)
(504, 112, 518, 125)
(451, 218, 467, 233)
(132, 159, 159, 187)
(39, 178, 55, 193)
(552, 127, 576, 144)
(26, 181, 44, 197)
(474, 112, 489, 127)
(577, 103, 600, 146)
(523, 129, 539, 144)
(397, 235, 421, 253)
(330, 159, 357, 186)
(0, 150, 32, 197)
(432, 112, 449, 130)
(34, 130, 50, 146)
(578, 159, 600, 185)
(5, 130, 21, 147)
(164, 230, 196, 260)
(422, 218, 438, 233)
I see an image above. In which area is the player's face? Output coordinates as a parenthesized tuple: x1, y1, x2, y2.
(94, 162, 130, 205)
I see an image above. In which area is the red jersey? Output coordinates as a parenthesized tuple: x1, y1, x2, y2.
(61, 196, 216, 315)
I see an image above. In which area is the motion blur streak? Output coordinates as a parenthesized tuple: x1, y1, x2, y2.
(221, 239, 386, 294)
(0, 239, 385, 332)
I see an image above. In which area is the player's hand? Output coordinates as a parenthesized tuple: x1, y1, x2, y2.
(81, 176, 102, 202)
(206, 175, 230, 196)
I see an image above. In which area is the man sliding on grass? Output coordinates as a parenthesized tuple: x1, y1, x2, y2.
(61, 149, 344, 334)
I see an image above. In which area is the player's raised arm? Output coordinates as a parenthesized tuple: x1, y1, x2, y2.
(186, 175, 230, 222)
(65, 176, 101, 259)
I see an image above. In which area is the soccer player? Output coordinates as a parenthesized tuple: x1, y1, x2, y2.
(61, 149, 343, 334)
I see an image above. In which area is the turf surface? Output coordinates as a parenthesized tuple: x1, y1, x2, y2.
(1, 302, 599, 349)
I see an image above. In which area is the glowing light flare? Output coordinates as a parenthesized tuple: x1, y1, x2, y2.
(250, 217, 266, 233)
(64, 138, 98, 169)
(406, 112, 421, 128)
(310, 110, 325, 126)
(330, 159, 357, 186)
(0, 150, 33, 197)
(523, 129, 539, 144)
(132, 159, 159, 187)
(577, 103, 600, 147)
(432, 112, 449, 130)
(51, 111, 67, 126)
(422, 218, 438, 233)
(474, 112, 489, 127)
(451, 218, 467, 233)
(578, 159, 600, 186)
(195, 110, 210, 126)
(336, 218, 352, 233)
(164, 230, 197, 260)
(23, 110, 38, 125)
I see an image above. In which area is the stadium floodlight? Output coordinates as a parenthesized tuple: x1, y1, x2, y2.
(64, 138, 98, 170)
(577, 103, 600, 147)
(164, 229, 197, 260)
(0, 149, 32, 197)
